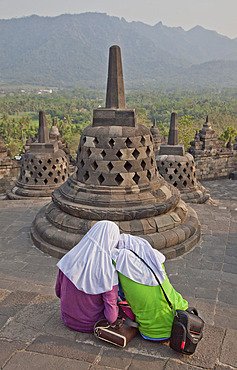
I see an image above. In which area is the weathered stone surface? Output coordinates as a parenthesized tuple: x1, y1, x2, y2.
(3, 351, 90, 370)
(31, 46, 200, 258)
(0, 340, 26, 368)
(220, 329, 237, 368)
(6, 112, 69, 199)
(188, 116, 237, 180)
(157, 113, 210, 204)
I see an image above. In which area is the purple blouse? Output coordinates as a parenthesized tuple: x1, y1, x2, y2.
(55, 269, 119, 333)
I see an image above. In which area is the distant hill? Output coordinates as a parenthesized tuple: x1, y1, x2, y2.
(0, 13, 236, 88)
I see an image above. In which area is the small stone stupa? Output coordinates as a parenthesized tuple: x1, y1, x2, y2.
(156, 113, 210, 203)
(150, 119, 164, 153)
(6, 111, 69, 199)
(31, 45, 200, 259)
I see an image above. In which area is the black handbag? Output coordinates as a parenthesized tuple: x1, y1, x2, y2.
(130, 250, 204, 355)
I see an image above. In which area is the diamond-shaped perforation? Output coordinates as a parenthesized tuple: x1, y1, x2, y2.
(183, 168, 187, 173)
(81, 159, 85, 167)
(98, 174, 105, 184)
(82, 137, 86, 144)
(178, 163, 181, 168)
(101, 150, 106, 158)
(140, 136, 145, 146)
(107, 162, 114, 171)
(44, 179, 48, 185)
(116, 150, 123, 159)
(54, 178, 58, 183)
(43, 165, 47, 171)
(147, 170, 151, 181)
(56, 159, 59, 163)
(133, 173, 140, 184)
(178, 175, 183, 180)
(132, 149, 139, 160)
(150, 157, 154, 165)
(109, 138, 115, 148)
(52, 164, 56, 170)
(34, 178, 38, 184)
(141, 160, 146, 170)
(191, 180, 194, 185)
(165, 168, 168, 173)
(83, 171, 89, 181)
(93, 137, 99, 145)
(92, 161, 98, 170)
(187, 174, 190, 179)
(146, 147, 151, 156)
(183, 180, 187, 187)
(174, 168, 178, 174)
(48, 171, 53, 177)
(173, 181, 178, 187)
(169, 174, 173, 180)
(125, 138, 132, 148)
(47, 159, 52, 164)
(115, 173, 124, 185)
(169, 162, 173, 167)
(38, 160, 42, 164)
(38, 172, 42, 177)
(124, 161, 132, 172)
(87, 148, 92, 157)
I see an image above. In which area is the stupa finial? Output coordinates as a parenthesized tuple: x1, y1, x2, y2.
(168, 112, 178, 145)
(106, 45, 126, 109)
(38, 111, 49, 143)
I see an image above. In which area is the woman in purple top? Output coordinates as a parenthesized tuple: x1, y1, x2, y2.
(55, 220, 120, 333)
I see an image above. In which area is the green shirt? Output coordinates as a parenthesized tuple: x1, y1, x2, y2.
(118, 267, 188, 339)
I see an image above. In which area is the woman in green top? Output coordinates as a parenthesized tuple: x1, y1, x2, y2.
(112, 233, 188, 340)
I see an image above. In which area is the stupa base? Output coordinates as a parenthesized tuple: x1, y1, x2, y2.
(31, 203, 201, 260)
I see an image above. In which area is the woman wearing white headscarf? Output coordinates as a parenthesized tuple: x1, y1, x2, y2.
(55, 220, 120, 333)
(112, 234, 188, 341)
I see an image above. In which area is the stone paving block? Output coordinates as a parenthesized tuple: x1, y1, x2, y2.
(40, 311, 77, 340)
(0, 314, 8, 329)
(165, 359, 201, 369)
(0, 290, 38, 316)
(220, 329, 237, 368)
(128, 354, 167, 370)
(195, 287, 218, 300)
(218, 281, 237, 306)
(178, 324, 225, 369)
(223, 263, 237, 274)
(12, 298, 58, 330)
(27, 334, 100, 363)
(0, 339, 26, 368)
(0, 320, 39, 342)
(97, 348, 134, 369)
(215, 303, 237, 330)
(3, 351, 90, 370)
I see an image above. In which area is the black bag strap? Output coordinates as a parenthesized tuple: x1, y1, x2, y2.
(118, 306, 139, 328)
(130, 250, 176, 316)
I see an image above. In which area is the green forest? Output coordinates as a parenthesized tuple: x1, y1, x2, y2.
(0, 88, 237, 157)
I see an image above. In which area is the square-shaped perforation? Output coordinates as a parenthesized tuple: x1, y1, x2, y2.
(115, 173, 124, 185)
(92, 161, 98, 170)
(83, 171, 89, 181)
(133, 173, 140, 184)
(125, 138, 132, 148)
(98, 174, 105, 184)
(132, 149, 139, 160)
(124, 161, 132, 172)
(109, 139, 115, 148)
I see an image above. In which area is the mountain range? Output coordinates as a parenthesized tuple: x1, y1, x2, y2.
(0, 12, 236, 88)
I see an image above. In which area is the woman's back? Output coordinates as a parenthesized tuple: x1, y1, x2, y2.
(118, 269, 188, 339)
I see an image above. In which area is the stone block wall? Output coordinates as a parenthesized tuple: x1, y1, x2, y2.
(0, 159, 20, 193)
(194, 152, 237, 180)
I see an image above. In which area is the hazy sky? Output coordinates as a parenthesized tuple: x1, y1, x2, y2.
(0, 0, 236, 39)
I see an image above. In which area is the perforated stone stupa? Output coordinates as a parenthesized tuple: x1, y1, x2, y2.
(156, 113, 210, 203)
(31, 45, 200, 259)
(6, 111, 69, 199)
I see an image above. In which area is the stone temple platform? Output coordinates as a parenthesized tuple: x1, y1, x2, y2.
(0, 179, 236, 369)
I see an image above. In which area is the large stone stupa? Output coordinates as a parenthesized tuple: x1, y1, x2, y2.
(156, 113, 210, 203)
(6, 111, 69, 199)
(31, 45, 200, 259)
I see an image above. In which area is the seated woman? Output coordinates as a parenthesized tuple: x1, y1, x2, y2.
(112, 233, 188, 341)
(55, 220, 120, 333)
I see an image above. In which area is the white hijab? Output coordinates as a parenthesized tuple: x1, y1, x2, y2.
(111, 233, 166, 286)
(57, 220, 120, 294)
